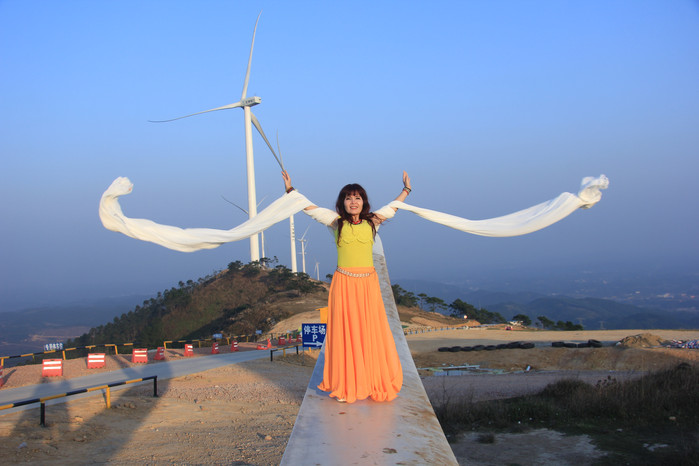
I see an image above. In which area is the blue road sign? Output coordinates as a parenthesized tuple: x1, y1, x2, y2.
(302, 323, 326, 348)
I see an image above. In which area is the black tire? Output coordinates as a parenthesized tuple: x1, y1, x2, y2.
(564, 342, 578, 348)
(552, 341, 565, 348)
(449, 346, 462, 352)
(472, 345, 485, 351)
(496, 344, 508, 350)
(506, 342, 521, 349)
(588, 339, 603, 348)
(437, 347, 450, 352)
(519, 342, 535, 349)
(577, 342, 590, 348)
(461, 346, 473, 352)
(484, 345, 497, 351)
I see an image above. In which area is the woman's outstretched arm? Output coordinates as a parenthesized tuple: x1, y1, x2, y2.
(282, 170, 317, 211)
(282, 170, 339, 226)
(374, 171, 411, 223)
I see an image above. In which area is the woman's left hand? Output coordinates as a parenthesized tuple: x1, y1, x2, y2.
(282, 170, 293, 192)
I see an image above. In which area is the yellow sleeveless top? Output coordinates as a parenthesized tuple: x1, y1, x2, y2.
(335, 220, 374, 268)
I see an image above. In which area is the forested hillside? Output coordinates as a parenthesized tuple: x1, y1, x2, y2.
(67, 261, 326, 348)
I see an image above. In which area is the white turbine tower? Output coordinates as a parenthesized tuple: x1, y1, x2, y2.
(289, 215, 298, 273)
(150, 12, 282, 263)
(297, 226, 310, 275)
(313, 260, 320, 281)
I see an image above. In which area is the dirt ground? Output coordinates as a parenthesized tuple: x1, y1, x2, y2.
(1, 352, 317, 465)
(1, 328, 697, 465)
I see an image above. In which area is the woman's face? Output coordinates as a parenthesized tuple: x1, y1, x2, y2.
(344, 192, 364, 216)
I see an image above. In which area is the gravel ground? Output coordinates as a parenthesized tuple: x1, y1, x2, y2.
(1, 329, 697, 465)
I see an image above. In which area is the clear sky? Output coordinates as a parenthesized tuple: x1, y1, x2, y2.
(1, 0, 698, 312)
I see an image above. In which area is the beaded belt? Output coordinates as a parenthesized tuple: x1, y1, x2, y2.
(335, 267, 373, 278)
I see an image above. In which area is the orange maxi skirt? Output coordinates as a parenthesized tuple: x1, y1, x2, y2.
(318, 266, 403, 403)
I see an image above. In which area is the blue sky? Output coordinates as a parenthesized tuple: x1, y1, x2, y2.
(1, 0, 698, 311)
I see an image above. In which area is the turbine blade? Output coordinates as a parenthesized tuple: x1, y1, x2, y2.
(149, 102, 243, 123)
(241, 11, 262, 99)
(276, 131, 285, 171)
(220, 195, 248, 215)
(250, 111, 284, 169)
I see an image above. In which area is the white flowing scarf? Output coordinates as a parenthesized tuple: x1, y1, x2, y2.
(388, 175, 609, 237)
(99, 175, 608, 251)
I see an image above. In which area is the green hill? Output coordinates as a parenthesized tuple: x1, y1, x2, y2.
(67, 261, 328, 348)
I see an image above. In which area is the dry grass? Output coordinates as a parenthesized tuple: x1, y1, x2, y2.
(434, 363, 699, 464)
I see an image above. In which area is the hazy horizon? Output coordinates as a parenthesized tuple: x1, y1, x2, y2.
(2, 257, 696, 314)
(2, 1, 698, 313)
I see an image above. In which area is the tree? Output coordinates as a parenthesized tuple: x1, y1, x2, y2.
(537, 315, 556, 329)
(241, 261, 262, 277)
(228, 260, 243, 272)
(449, 299, 476, 318)
(512, 313, 532, 326)
(418, 293, 428, 310)
(425, 296, 447, 313)
(392, 284, 418, 307)
(450, 299, 506, 324)
(556, 320, 584, 331)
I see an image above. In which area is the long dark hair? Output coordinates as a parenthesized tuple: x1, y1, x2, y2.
(335, 183, 377, 245)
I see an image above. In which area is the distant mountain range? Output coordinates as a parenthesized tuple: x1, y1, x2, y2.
(396, 279, 699, 330)
(0, 295, 151, 355)
(2, 269, 697, 356)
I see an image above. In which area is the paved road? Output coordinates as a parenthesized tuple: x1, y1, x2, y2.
(0, 350, 269, 414)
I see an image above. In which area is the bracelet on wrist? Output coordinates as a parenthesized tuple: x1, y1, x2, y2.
(402, 186, 411, 193)
(286, 186, 295, 193)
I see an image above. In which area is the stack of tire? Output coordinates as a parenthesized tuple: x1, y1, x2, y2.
(551, 339, 603, 348)
(437, 341, 535, 352)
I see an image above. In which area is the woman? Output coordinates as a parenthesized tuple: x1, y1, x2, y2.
(282, 170, 411, 403)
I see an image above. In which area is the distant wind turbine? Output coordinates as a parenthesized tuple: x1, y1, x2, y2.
(297, 226, 310, 275)
(150, 12, 282, 262)
(313, 260, 320, 281)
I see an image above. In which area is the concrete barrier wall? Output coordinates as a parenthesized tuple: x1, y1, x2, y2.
(281, 242, 458, 465)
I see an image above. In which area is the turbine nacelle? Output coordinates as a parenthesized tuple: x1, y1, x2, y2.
(242, 96, 261, 107)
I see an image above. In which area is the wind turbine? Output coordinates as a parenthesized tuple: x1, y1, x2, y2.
(150, 12, 282, 262)
(313, 260, 320, 281)
(297, 226, 310, 275)
(221, 195, 269, 265)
